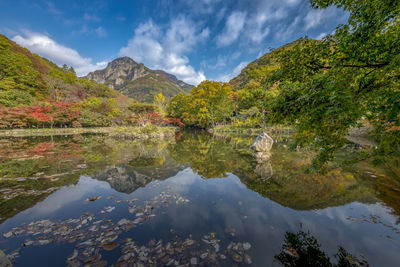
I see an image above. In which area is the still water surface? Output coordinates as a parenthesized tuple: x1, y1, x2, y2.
(0, 131, 399, 266)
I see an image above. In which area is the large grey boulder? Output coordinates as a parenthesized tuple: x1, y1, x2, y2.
(0, 250, 12, 267)
(250, 132, 274, 152)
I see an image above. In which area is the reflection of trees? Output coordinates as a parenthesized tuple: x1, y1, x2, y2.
(169, 132, 390, 212)
(0, 131, 399, 223)
(168, 132, 255, 178)
(346, 160, 400, 220)
(243, 151, 377, 210)
(274, 230, 369, 267)
(0, 136, 182, 221)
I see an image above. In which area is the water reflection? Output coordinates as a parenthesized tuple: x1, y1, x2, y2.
(274, 230, 369, 266)
(0, 131, 399, 266)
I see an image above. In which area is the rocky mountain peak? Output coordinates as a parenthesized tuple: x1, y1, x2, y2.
(108, 57, 138, 68)
(86, 56, 149, 89)
(86, 57, 193, 102)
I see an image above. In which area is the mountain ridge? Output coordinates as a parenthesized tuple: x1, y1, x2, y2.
(86, 57, 193, 103)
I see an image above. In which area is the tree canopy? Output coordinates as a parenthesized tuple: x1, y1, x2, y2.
(266, 0, 400, 169)
(168, 81, 235, 128)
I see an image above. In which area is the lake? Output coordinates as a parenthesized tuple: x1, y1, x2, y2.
(0, 131, 399, 266)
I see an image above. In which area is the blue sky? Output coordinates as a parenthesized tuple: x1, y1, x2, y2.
(0, 0, 348, 85)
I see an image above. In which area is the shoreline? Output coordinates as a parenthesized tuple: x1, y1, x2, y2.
(0, 126, 178, 138)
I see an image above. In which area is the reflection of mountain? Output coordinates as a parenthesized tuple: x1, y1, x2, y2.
(95, 164, 153, 193)
(0, 131, 399, 223)
(94, 161, 185, 193)
(93, 139, 186, 193)
(0, 136, 183, 221)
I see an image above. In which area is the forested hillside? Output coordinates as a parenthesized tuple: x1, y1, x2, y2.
(0, 34, 175, 129)
(0, 34, 120, 106)
(229, 41, 299, 90)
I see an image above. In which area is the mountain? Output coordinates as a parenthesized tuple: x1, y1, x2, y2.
(229, 40, 302, 90)
(86, 57, 193, 103)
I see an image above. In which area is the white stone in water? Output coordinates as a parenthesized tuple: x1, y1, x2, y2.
(243, 242, 251, 250)
(250, 132, 274, 152)
(190, 257, 198, 265)
(118, 218, 130, 225)
(3, 232, 12, 238)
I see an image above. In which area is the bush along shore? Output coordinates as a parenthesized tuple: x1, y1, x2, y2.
(0, 125, 178, 139)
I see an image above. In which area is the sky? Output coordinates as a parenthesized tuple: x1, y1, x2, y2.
(0, 0, 348, 85)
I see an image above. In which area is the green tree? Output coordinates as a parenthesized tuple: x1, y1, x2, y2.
(68, 66, 76, 75)
(268, 0, 400, 169)
(166, 93, 189, 118)
(183, 81, 235, 128)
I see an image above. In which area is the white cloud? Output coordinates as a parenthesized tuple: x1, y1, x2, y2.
(116, 15, 126, 22)
(275, 15, 302, 41)
(315, 32, 327, 40)
(72, 24, 108, 38)
(12, 31, 107, 76)
(284, 0, 301, 5)
(304, 6, 341, 30)
(246, 14, 271, 43)
(218, 61, 248, 82)
(206, 51, 241, 70)
(180, 0, 222, 15)
(216, 11, 246, 47)
(45, 1, 62, 16)
(119, 18, 207, 85)
(95, 26, 108, 38)
(83, 13, 100, 22)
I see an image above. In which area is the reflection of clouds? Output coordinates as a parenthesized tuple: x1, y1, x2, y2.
(20, 176, 110, 218)
(314, 204, 353, 222)
(143, 170, 400, 266)
(227, 174, 248, 189)
(315, 202, 399, 226)
(1, 167, 399, 266)
(160, 168, 199, 192)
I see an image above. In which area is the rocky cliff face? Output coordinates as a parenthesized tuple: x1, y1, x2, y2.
(86, 57, 193, 102)
(86, 57, 148, 89)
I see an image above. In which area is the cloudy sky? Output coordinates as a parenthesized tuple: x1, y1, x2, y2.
(0, 0, 348, 85)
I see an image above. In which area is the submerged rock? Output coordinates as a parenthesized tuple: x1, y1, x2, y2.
(250, 132, 274, 152)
